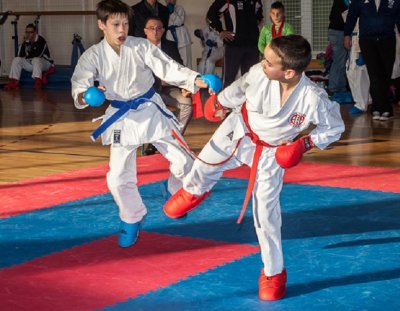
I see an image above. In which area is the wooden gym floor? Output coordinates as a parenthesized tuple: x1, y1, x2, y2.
(0, 88, 399, 184)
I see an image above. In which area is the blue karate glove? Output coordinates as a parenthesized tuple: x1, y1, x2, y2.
(83, 86, 106, 107)
(200, 74, 223, 93)
(356, 53, 365, 66)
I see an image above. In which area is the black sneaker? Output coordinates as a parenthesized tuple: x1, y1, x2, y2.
(379, 112, 393, 121)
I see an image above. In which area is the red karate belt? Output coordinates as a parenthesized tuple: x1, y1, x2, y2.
(237, 104, 275, 224)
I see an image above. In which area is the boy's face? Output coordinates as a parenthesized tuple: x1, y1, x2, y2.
(269, 8, 284, 25)
(98, 14, 129, 50)
(262, 45, 285, 80)
(144, 19, 165, 44)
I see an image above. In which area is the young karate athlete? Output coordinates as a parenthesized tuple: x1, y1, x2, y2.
(71, 0, 220, 248)
(164, 35, 345, 301)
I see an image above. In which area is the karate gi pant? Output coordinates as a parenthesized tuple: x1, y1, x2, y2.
(107, 132, 193, 224)
(9, 57, 52, 80)
(184, 115, 285, 276)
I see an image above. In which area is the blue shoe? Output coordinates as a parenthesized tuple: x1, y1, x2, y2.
(118, 221, 140, 248)
(349, 106, 363, 114)
(331, 91, 353, 104)
(342, 91, 353, 103)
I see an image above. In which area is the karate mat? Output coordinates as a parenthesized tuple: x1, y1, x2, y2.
(1, 154, 400, 310)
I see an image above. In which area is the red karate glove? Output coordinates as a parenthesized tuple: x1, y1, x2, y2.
(204, 94, 227, 122)
(275, 135, 314, 169)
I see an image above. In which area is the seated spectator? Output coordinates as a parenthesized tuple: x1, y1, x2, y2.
(4, 23, 54, 91)
(144, 16, 193, 155)
(129, 0, 169, 38)
(194, 21, 224, 75)
(258, 1, 294, 54)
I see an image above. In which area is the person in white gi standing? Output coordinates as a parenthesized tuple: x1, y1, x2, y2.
(163, 35, 345, 301)
(164, 0, 192, 68)
(71, 0, 216, 248)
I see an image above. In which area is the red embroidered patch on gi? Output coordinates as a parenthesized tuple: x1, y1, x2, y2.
(288, 113, 305, 127)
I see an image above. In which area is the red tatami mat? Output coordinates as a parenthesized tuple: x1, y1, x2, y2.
(0, 232, 259, 311)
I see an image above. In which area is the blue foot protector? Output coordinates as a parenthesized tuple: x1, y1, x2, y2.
(349, 106, 364, 114)
(349, 106, 363, 114)
(331, 91, 353, 104)
(118, 220, 141, 248)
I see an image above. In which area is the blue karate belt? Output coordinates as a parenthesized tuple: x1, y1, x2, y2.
(90, 87, 176, 141)
(168, 24, 183, 43)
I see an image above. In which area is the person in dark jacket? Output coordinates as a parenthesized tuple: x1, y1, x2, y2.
(4, 23, 54, 90)
(129, 0, 169, 38)
(328, 0, 349, 96)
(344, 0, 400, 121)
(207, 0, 263, 88)
(143, 16, 193, 155)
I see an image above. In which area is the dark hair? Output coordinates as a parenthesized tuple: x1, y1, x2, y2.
(96, 0, 132, 23)
(26, 23, 36, 31)
(271, 1, 285, 11)
(144, 16, 165, 28)
(269, 35, 311, 73)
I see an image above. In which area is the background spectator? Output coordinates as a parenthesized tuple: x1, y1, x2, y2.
(344, 0, 400, 121)
(164, 0, 192, 68)
(129, 0, 169, 38)
(4, 23, 53, 90)
(258, 1, 294, 54)
(207, 0, 263, 88)
(144, 16, 193, 155)
(194, 21, 224, 75)
(328, 0, 349, 96)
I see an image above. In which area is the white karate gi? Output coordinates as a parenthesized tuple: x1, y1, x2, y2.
(197, 27, 224, 75)
(183, 63, 345, 276)
(71, 36, 199, 224)
(166, 4, 192, 68)
(346, 26, 371, 111)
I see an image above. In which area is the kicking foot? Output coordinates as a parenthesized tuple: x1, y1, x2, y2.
(163, 188, 210, 219)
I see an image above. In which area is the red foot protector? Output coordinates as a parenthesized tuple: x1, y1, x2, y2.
(164, 188, 210, 218)
(0, 232, 259, 311)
